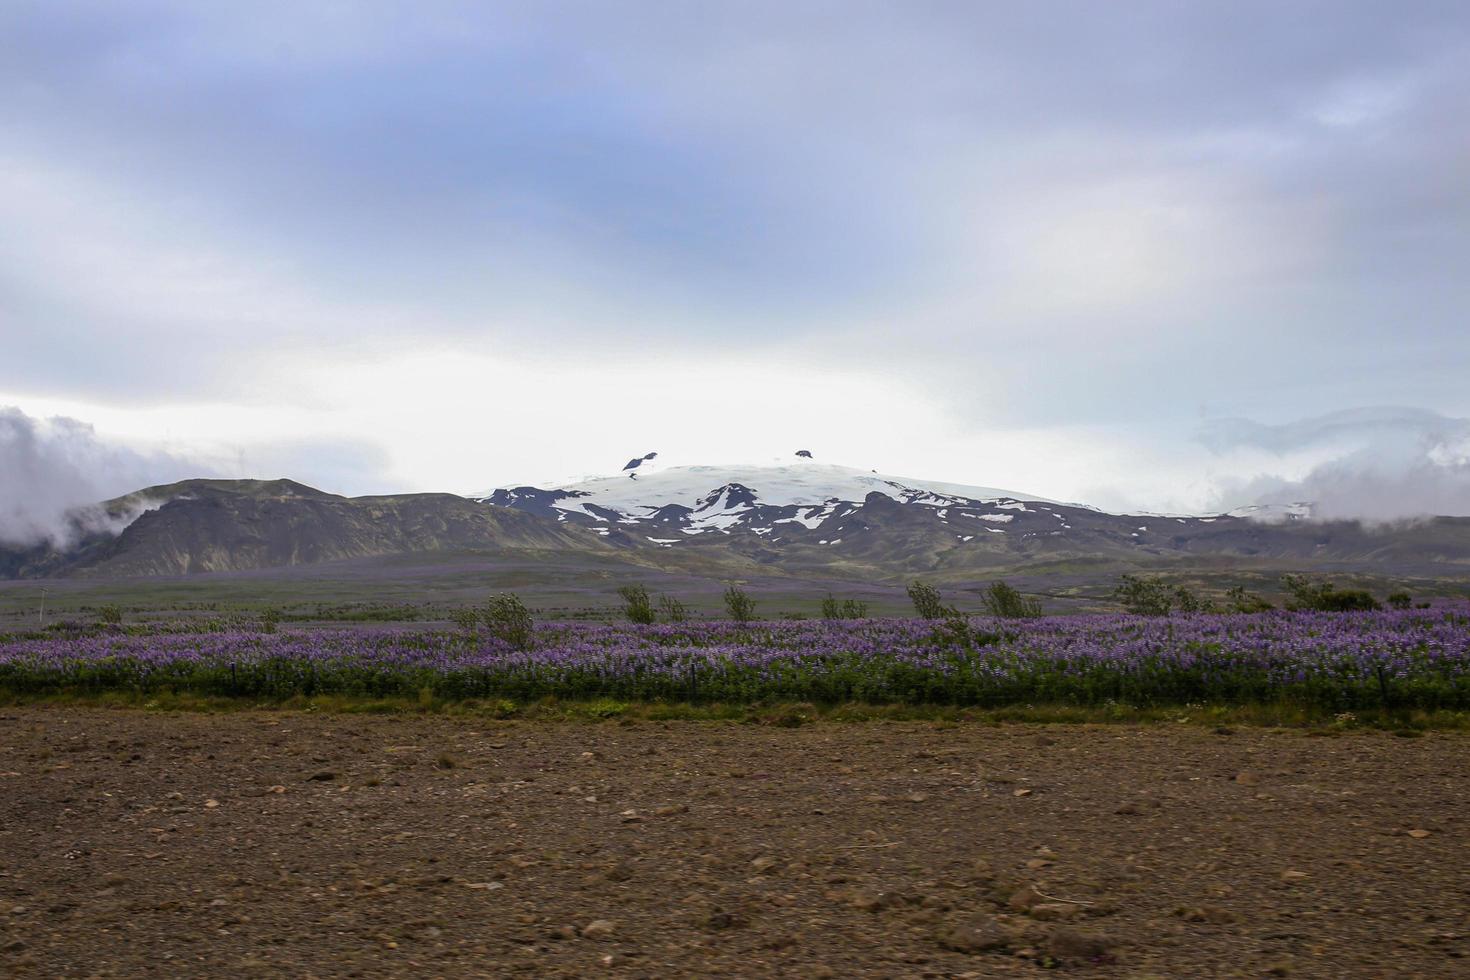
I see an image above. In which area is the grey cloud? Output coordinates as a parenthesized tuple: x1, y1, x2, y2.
(1198, 407, 1467, 454)
(0, 406, 202, 545)
(1201, 407, 1470, 520)
(0, 3, 1468, 505)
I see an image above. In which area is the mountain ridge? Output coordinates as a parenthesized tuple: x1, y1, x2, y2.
(3, 459, 1469, 582)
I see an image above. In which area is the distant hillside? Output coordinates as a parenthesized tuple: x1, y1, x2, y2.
(483, 459, 1470, 581)
(0, 479, 617, 578)
(5, 462, 1470, 584)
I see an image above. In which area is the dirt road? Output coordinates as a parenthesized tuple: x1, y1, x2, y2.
(1, 709, 1465, 977)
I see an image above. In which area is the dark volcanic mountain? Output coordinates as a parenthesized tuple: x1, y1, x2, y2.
(0, 479, 615, 579)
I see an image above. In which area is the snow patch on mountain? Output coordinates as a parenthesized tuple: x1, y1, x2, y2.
(1226, 502, 1315, 523)
(477, 456, 1083, 542)
(503, 461, 1053, 514)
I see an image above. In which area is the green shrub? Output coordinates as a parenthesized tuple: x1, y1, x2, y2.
(657, 594, 689, 623)
(1225, 585, 1274, 614)
(482, 593, 534, 649)
(617, 585, 656, 624)
(97, 604, 123, 626)
(1387, 591, 1412, 610)
(930, 609, 1001, 650)
(449, 608, 481, 634)
(821, 594, 869, 619)
(723, 586, 756, 623)
(1111, 575, 1174, 616)
(980, 580, 1042, 619)
(1282, 574, 1382, 612)
(1172, 586, 1207, 614)
(906, 581, 946, 620)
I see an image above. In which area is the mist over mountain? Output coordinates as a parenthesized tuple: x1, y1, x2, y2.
(0, 407, 202, 548)
(6, 449, 1470, 584)
(1200, 408, 1470, 522)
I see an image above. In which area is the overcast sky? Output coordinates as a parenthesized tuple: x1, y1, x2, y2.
(3, 1, 1469, 534)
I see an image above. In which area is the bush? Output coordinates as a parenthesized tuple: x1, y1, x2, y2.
(1112, 575, 1175, 616)
(449, 608, 480, 634)
(657, 594, 689, 623)
(980, 580, 1042, 619)
(1282, 575, 1382, 612)
(907, 581, 947, 620)
(1172, 586, 1207, 614)
(930, 609, 1001, 650)
(821, 594, 869, 619)
(617, 585, 656, 624)
(482, 593, 534, 650)
(1225, 585, 1274, 614)
(260, 607, 281, 634)
(1387, 591, 1413, 610)
(724, 586, 756, 623)
(97, 604, 123, 626)
(1320, 590, 1382, 612)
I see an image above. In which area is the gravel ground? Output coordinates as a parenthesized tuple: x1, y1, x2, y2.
(0, 709, 1466, 978)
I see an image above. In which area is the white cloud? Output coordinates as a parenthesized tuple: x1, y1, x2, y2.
(1200, 408, 1470, 520)
(0, 406, 201, 546)
(1, 2, 1468, 521)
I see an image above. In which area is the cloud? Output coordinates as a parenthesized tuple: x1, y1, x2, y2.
(0, 406, 202, 546)
(1200, 407, 1470, 520)
(1, 3, 1468, 508)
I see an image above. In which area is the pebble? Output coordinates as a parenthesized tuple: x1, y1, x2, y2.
(1007, 885, 1043, 911)
(1176, 905, 1240, 924)
(581, 919, 618, 939)
(1407, 829, 1432, 839)
(938, 915, 1011, 954)
(1029, 902, 1081, 921)
(1046, 927, 1111, 961)
(850, 891, 894, 912)
(704, 910, 739, 930)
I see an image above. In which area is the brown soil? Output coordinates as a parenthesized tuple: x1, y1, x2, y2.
(0, 709, 1466, 978)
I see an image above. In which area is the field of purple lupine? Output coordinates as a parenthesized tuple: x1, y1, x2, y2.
(3, 609, 1469, 709)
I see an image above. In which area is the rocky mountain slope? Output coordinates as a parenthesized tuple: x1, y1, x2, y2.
(0, 479, 616, 578)
(5, 455, 1470, 582)
(483, 455, 1470, 579)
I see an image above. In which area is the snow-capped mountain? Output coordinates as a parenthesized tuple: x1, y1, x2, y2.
(481, 452, 1073, 541)
(477, 450, 1456, 574)
(481, 451, 1283, 567)
(8, 458, 1470, 582)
